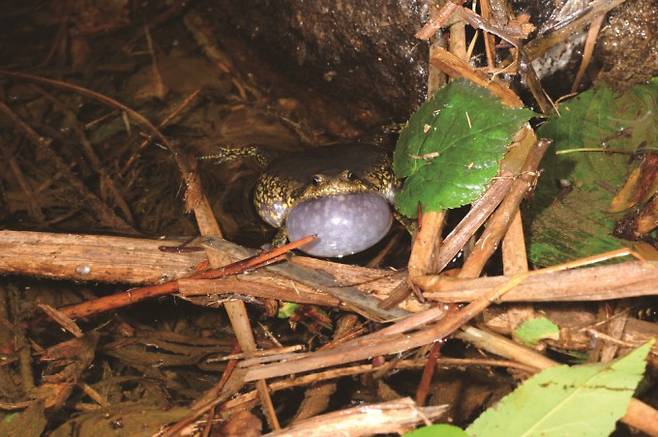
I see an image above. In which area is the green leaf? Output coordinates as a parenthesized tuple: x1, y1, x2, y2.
(393, 80, 533, 218)
(514, 317, 560, 346)
(405, 424, 468, 437)
(527, 78, 658, 266)
(467, 340, 654, 437)
(277, 302, 300, 319)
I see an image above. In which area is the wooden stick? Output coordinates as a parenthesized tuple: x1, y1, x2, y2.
(417, 127, 533, 276)
(624, 395, 658, 435)
(225, 357, 537, 413)
(418, 260, 657, 302)
(182, 167, 280, 428)
(5, 231, 656, 307)
(500, 209, 536, 330)
(502, 210, 529, 274)
(433, 174, 515, 273)
(457, 326, 556, 370)
(479, 0, 496, 69)
(0, 230, 206, 284)
(408, 212, 446, 278)
(430, 46, 523, 108)
(266, 398, 447, 437)
(406, 29, 450, 281)
(458, 139, 550, 278)
(571, 14, 605, 92)
(415, 1, 463, 40)
(244, 269, 533, 381)
(178, 276, 339, 307)
(243, 249, 640, 381)
(415, 342, 441, 405)
(0, 230, 416, 318)
(56, 236, 314, 321)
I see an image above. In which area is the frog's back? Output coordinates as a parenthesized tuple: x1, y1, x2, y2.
(266, 144, 389, 181)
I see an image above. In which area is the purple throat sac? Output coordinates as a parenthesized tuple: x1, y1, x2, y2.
(286, 192, 393, 257)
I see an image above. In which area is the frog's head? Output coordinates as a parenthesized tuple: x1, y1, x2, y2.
(293, 169, 373, 203)
(254, 168, 375, 228)
(253, 144, 398, 257)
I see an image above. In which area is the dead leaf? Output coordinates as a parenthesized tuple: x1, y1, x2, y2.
(0, 401, 47, 437)
(610, 153, 658, 212)
(221, 409, 262, 437)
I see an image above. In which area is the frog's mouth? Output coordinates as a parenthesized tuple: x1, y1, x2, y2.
(286, 192, 393, 258)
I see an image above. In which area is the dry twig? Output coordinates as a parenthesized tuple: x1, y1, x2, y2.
(458, 139, 550, 278)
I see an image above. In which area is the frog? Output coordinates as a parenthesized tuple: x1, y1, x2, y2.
(204, 143, 399, 257)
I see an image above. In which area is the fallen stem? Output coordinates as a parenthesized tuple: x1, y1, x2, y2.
(57, 235, 316, 320)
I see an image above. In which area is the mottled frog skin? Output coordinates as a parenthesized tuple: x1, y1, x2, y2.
(253, 144, 397, 229)
(205, 143, 399, 256)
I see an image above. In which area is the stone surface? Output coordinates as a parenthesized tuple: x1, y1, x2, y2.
(208, 0, 430, 125)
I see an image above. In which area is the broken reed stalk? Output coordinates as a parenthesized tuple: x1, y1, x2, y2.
(516, 52, 553, 114)
(4, 231, 658, 309)
(478, 0, 496, 68)
(56, 235, 316, 320)
(571, 14, 606, 92)
(241, 303, 658, 434)
(243, 271, 534, 381)
(415, 0, 463, 40)
(425, 126, 535, 276)
(415, 341, 441, 406)
(406, 29, 451, 281)
(418, 258, 658, 302)
(266, 398, 448, 437)
(179, 276, 339, 307)
(225, 357, 538, 412)
(429, 46, 523, 107)
(502, 211, 529, 274)
(432, 174, 515, 272)
(242, 248, 644, 382)
(597, 302, 633, 363)
(199, 238, 410, 321)
(500, 209, 536, 329)
(159, 121, 281, 428)
(406, 8, 472, 296)
(408, 212, 446, 278)
(458, 138, 550, 278)
(0, 230, 417, 318)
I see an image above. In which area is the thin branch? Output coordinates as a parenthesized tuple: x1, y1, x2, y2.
(419, 260, 658, 303)
(458, 139, 550, 278)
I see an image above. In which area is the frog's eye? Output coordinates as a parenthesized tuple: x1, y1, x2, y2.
(340, 170, 358, 182)
(312, 174, 325, 185)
